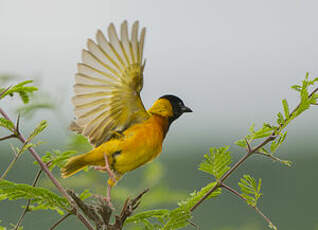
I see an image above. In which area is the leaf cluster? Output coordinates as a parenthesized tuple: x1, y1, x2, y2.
(35, 150, 77, 171)
(126, 182, 222, 229)
(0, 118, 15, 132)
(238, 175, 262, 207)
(0, 220, 23, 230)
(235, 74, 318, 158)
(0, 180, 70, 215)
(199, 146, 232, 179)
(0, 81, 37, 104)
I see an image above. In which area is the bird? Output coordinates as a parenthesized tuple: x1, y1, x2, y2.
(61, 20, 192, 206)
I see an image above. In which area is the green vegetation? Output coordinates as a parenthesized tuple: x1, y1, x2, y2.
(0, 73, 318, 229)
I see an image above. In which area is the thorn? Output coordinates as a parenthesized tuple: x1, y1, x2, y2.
(10, 144, 18, 157)
(187, 220, 200, 229)
(120, 198, 129, 216)
(15, 113, 21, 136)
(244, 138, 252, 152)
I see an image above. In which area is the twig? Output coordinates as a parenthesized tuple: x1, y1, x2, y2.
(14, 169, 43, 230)
(1, 147, 22, 179)
(220, 183, 277, 230)
(68, 189, 149, 230)
(0, 107, 94, 230)
(244, 138, 252, 152)
(191, 86, 318, 213)
(0, 134, 16, 141)
(1, 115, 26, 179)
(187, 220, 199, 229)
(190, 134, 275, 212)
(49, 212, 72, 230)
(255, 151, 291, 166)
(0, 86, 11, 98)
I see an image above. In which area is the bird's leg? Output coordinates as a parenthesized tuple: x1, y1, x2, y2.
(93, 154, 117, 208)
(93, 154, 116, 181)
(105, 183, 113, 208)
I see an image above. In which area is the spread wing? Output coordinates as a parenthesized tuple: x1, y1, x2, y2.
(71, 21, 150, 147)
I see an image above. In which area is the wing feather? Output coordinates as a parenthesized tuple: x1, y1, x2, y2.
(72, 21, 149, 146)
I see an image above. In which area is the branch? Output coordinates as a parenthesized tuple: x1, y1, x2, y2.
(49, 212, 73, 230)
(68, 189, 149, 230)
(0, 107, 94, 230)
(14, 168, 43, 230)
(0, 86, 11, 98)
(255, 151, 292, 166)
(220, 183, 277, 230)
(0, 134, 16, 141)
(191, 85, 318, 212)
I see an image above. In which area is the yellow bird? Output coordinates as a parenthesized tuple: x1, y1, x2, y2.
(61, 21, 192, 205)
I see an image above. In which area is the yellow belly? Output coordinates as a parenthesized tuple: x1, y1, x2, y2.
(92, 115, 167, 175)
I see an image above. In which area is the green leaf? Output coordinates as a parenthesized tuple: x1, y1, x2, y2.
(178, 182, 222, 210)
(0, 118, 15, 132)
(0, 80, 37, 104)
(282, 99, 290, 119)
(276, 112, 284, 125)
(291, 84, 302, 92)
(126, 182, 221, 229)
(199, 146, 232, 179)
(35, 150, 77, 170)
(126, 209, 170, 225)
(163, 208, 191, 230)
(234, 139, 247, 148)
(78, 189, 92, 200)
(166, 181, 221, 230)
(0, 180, 70, 215)
(238, 175, 262, 207)
(27, 120, 47, 142)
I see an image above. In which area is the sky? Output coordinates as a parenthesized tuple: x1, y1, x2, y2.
(0, 0, 318, 154)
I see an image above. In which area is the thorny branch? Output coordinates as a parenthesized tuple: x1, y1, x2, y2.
(220, 182, 276, 229)
(67, 189, 149, 230)
(14, 168, 43, 230)
(49, 213, 73, 230)
(0, 106, 94, 230)
(190, 86, 318, 229)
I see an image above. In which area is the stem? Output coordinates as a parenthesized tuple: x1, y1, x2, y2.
(0, 86, 11, 98)
(1, 151, 21, 179)
(0, 134, 16, 141)
(255, 151, 290, 165)
(190, 87, 318, 212)
(191, 86, 318, 223)
(191, 134, 275, 212)
(0, 107, 94, 230)
(14, 169, 43, 230)
(49, 213, 72, 230)
(221, 183, 277, 230)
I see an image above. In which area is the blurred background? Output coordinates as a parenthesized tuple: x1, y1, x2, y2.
(0, 0, 318, 229)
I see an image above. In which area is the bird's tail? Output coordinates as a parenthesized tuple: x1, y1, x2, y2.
(61, 153, 89, 178)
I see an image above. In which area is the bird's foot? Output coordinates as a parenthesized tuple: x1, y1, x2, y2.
(104, 196, 114, 209)
(93, 194, 114, 210)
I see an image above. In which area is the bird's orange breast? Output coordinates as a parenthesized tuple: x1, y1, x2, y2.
(91, 114, 170, 175)
(112, 114, 169, 174)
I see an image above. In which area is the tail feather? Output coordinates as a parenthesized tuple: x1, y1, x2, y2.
(61, 154, 88, 178)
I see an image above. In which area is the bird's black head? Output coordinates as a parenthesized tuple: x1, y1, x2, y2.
(160, 94, 192, 123)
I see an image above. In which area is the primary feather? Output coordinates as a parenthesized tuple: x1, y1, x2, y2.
(71, 21, 149, 147)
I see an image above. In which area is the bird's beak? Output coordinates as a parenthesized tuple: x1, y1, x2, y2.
(181, 105, 193, 113)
